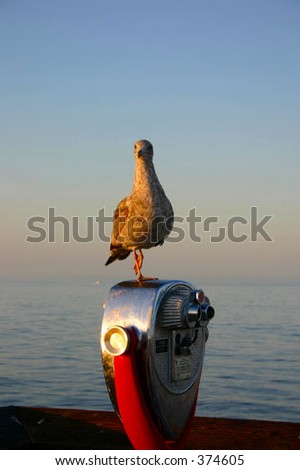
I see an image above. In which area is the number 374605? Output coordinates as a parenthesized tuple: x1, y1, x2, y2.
(197, 455, 245, 466)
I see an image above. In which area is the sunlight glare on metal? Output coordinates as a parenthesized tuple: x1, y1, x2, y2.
(104, 326, 129, 356)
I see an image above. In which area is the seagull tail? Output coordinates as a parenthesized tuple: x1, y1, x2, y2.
(105, 256, 116, 266)
(105, 249, 131, 266)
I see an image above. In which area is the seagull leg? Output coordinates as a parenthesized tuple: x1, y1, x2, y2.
(133, 249, 140, 276)
(137, 249, 144, 270)
(133, 249, 158, 282)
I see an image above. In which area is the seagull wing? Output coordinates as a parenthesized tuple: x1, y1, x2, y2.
(105, 197, 131, 265)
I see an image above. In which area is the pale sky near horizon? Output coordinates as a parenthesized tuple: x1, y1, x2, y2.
(0, 0, 299, 284)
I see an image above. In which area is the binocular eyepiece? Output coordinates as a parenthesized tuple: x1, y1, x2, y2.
(158, 289, 215, 329)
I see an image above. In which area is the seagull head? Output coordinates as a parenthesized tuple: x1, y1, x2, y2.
(134, 139, 154, 160)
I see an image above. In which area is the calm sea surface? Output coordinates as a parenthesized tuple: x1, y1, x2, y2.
(0, 279, 299, 422)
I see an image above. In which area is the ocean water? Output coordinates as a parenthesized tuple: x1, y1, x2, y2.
(0, 278, 299, 422)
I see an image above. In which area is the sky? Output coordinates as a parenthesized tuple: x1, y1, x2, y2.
(0, 0, 299, 284)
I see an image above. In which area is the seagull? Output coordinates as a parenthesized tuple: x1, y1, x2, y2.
(105, 139, 173, 281)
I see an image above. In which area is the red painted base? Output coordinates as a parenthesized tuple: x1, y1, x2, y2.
(114, 329, 196, 450)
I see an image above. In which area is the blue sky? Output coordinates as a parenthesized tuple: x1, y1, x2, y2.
(0, 0, 299, 284)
